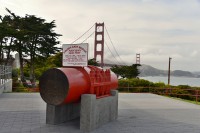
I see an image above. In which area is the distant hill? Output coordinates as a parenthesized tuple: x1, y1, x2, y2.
(172, 70, 194, 77)
(138, 64, 200, 78)
(138, 65, 167, 77)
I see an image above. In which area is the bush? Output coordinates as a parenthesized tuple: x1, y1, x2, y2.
(153, 82, 166, 88)
(118, 78, 196, 101)
(177, 85, 191, 89)
(118, 78, 154, 93)
(12, 79, 29, 92)
(12, 68, 19, 78)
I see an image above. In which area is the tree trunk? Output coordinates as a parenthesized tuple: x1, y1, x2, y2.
(29, 42, 36, 87)
(30, 56, 36, 87)
(0, 40, 3, 64)
(5, 37, 13, 65)
(18, 41, 25, 82)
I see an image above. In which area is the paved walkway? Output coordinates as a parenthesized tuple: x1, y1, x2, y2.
(0, 93, 200, 133)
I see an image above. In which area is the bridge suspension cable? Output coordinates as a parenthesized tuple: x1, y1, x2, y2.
(70, 23, 129, 67)
(105, 25, 127, 65)
(104, 41, 123, 65)
(71, 24, 95, 44)
(81, 31, 95, 43)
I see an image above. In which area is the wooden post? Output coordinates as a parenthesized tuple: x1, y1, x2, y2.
(168, 57, 172, 85)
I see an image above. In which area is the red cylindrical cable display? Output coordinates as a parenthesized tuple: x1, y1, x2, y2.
(39, 66, 118, 105)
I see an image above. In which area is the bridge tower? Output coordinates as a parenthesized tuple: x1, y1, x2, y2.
(94, 23, 104, 67)
(136, 53, 140, 64)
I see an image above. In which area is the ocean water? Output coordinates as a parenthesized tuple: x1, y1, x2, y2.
(139, 76, 200, 87)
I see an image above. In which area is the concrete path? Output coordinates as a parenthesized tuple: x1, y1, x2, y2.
(0, 93, 200, 133)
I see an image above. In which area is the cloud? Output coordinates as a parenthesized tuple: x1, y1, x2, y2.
(1, 0, 200, 71)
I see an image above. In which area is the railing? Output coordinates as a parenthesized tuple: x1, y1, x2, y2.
(0, 65, 12, 86)
(118, 86, 200, 103)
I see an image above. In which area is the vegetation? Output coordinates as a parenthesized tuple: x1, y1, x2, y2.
(118, 78, 200, 102)
(0, 8, 61, 87)
(12, 68, 29, 92)
(0, 6, 140, 90)
(2, 9, 199, 103)
(88, 58, 99, 66)
(111, 64, 140, 78)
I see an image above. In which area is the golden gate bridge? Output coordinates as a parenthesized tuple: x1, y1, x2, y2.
(70, 22, 141, 67)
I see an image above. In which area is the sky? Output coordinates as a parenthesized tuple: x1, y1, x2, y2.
(1, 0, 200, 71)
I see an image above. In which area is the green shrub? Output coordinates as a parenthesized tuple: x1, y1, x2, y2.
(118, 78, 154, 92)
(177, 85, 191, 89)
(12, 80, 29, 92)
(117, 78, 195, 101)
(12, 68, 19, 78)
(153, 82, 166, 87)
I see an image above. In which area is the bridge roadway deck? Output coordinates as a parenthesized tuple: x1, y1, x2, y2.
(0, 93, 200, 133)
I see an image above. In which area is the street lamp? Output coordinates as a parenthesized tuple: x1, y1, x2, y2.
(168, 57, 172, 85)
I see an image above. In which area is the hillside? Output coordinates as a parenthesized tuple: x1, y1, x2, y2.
(139, 64, 200, 78)
(138, 65, 167, 77)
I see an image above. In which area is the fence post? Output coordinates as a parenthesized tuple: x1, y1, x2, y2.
(0, 65, 1, 85)
(3, 65, 5, 84)
(128, 82, 129, 93)
(196, 90, 198, 103)
(165, 88, 168, 96)
(5, 66, 7, 82)
(148, 84, 150, 93)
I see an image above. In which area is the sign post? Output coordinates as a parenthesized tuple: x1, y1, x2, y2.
(62, 43, 88, 67)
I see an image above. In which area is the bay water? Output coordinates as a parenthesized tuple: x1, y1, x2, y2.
(139, 76, 200, 87)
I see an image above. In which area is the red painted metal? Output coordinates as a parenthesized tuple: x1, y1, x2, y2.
(94, 23, 104, 67)
(136, 53, 140, 64)
(39, 66, 118, 105)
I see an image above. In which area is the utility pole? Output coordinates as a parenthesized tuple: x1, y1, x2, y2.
(168, 57, 172, 85)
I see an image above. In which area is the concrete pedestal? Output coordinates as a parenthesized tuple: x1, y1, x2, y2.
(45, 90, 118, 132)
(46, 103, 80, 124)
(80, 90, 118, 132)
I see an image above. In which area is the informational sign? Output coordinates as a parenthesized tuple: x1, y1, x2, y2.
(62, 43, 88, 67)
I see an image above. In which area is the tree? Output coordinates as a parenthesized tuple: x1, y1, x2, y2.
(45, 52, 62, 68)
(0, 15, 14, 64)
(0, 14, 17, 65)
(5, 8, 27, 81)
(25, 52, 62, 80)
(88, 58, 99, 66)
(21, 15, 61, 85)
(0, 15, 6, 63)
(1, 8, 61, 87)
(111, 64, 140, 79)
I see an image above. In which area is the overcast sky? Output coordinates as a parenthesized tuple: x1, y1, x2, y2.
(1, 0, 200, 71)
